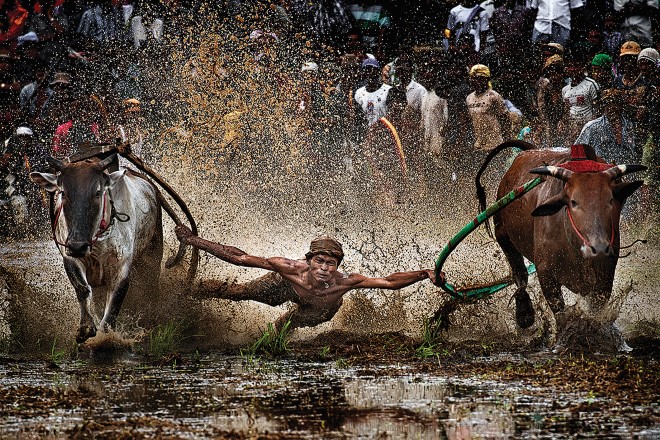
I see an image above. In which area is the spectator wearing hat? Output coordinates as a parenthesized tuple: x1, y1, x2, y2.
(591, 53, 614, 90)
(354, 56, 391, 127)
(615, 41, 645, 90)
(614, 41, 647, 130)
(528, 0, 584, 47)
(613, 0, 658, 48)
(562, 55, 600, 140)
(466, 64, 511, 152)
(536, 54, 567, 148)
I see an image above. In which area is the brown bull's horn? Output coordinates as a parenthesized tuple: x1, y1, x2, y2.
(603, 164, 648, 181)
(46, 156, 66, 171)
(529, 166, 573, 182)
(96, 154, 117, 171)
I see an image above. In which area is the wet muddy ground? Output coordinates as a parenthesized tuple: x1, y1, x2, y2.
(1, 334, 658, 439)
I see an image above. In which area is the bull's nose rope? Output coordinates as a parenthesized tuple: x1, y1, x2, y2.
(51, 189, 131, 249)
(565, 206, 616, 253)
(434, 177, 542, 300)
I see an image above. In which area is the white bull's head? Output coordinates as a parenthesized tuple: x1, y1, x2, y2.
(31, 155, 126, 257)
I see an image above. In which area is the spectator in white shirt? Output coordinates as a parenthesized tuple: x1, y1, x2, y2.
(528, 0, 584, 46)
(354, 57, 392, 127)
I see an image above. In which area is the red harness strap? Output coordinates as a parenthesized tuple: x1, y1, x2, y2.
(565, 206, 615, 250)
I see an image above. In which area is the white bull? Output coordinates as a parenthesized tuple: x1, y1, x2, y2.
(31, 154, 163, 343)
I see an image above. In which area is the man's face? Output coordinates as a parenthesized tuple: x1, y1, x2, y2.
(620, 55, 638, 73)
(470, 75, 489, 92)
(566, 62, 584, 79)
(591, 65, 610, 83)
(397, 65, 413, 87)
(363, 66, 381, 89)
(638, 59, 656, 77)
(308, 254, 339, 284)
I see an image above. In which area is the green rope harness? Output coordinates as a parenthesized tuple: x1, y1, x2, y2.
(434, 177, 542, 300)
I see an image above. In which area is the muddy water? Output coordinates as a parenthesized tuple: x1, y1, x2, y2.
(2, 352, 657, 439)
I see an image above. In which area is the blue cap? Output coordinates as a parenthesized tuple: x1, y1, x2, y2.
(361, 57, 380, 68)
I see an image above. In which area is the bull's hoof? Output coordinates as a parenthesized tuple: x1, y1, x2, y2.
(515, 290, 535, 329)
(76, 325, 97, 343)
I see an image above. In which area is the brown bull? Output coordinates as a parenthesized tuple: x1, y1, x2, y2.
(476, 141, 646, 330)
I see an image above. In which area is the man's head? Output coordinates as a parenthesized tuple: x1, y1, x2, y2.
(637, 48, 659, 77)
(541, 42, 564, 60)
(591, 53, 612, 84)
(305, 236, 344, 284)
(565, 56, 587, 83)
(385, 87, 408, 119)
(306, 236, 344, 265)
(395, 59, 414, 87)
(543, 54, 565, 80)
(362, 56, 382, 91)
(619, 41, 641, 74)
(469, 64, 491, 93)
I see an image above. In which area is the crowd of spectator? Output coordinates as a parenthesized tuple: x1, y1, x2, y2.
(0, 0, 658, 231)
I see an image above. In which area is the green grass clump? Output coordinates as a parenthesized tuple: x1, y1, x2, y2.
(242, 320, 291, 358)
(415, 318, 445, 360)
(148, 320, 187, 358)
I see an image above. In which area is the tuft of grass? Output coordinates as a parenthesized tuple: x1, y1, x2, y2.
(148, 320, 187, 358)
(414, 317, 444, 360)
(319, 345, 331, 358)
(49, 338, 67, 364)
(334, 357, 350, 369)
(241, 320, 291, 358)
(48, 338, 78, 364)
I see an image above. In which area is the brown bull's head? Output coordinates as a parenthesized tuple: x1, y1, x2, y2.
(529, 164, 646, 257)
(30, 155, 126, 257)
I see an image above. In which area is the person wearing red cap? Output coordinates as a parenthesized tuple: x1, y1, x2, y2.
(175, 225, 443, 331)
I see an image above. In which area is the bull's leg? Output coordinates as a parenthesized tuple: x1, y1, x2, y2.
(63, 259, 96, 343)
(538, 275, 565, 347)
(99, 277, 130, 333)
(496, 231, 535, 329)
(538, 276, 565, 314)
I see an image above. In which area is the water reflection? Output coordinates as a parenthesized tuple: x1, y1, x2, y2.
(0, 356, 655, 439)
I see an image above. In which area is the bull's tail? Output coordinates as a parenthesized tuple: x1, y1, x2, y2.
(475, 140, 537, 238)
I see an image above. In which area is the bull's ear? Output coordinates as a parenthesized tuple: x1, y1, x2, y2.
(613, 180, 644, 203)
(30, 172, 59, 192)
(106, 169, 126, 188)
(531, 193, 566, 217)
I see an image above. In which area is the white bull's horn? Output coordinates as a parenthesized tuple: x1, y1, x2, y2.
(46, 156, 66, 171)
(604, 164, 648, 181)
(529, 166, 573, 182)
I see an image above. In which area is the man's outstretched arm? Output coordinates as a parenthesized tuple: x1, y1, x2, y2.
(175, 225, 275, 270)
(348, 269, 444, 290)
